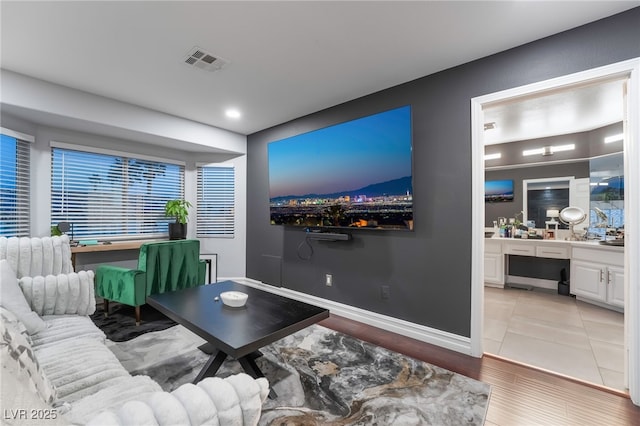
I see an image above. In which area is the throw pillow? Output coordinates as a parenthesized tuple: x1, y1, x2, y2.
(0, 259, 46, 334)
(1, 353, 68, 426)
(0, 307, 32, 344)
(0, 307, 57, 404)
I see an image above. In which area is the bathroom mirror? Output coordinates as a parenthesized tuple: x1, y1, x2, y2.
(559, 206, 587, 240)
(589, 152, 624, 236)
(522, 177, 572, 229)
(559, 206, 587, 223)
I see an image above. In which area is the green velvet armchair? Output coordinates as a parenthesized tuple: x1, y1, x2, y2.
(95, 239, 206, 325)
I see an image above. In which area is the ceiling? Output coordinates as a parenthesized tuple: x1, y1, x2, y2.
(483, 78, 626, 146)
(1, 1, 638, 137)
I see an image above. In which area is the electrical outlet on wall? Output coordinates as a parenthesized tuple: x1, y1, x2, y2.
(380, 285, 390, 299)
(325, 274, 332, 286)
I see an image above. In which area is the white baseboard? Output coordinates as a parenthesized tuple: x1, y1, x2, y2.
(226, 276, 473, 356)
(484, 282, 505, 289)
(575, 296, 624, 313)
(506, 275, 557, 291)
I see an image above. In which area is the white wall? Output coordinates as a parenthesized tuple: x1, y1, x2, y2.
(1, 70, 246, 155)
(1, 72, 249, 278)
(186, 154, 247, 280)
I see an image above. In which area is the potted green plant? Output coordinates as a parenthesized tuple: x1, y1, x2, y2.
(165, 199, 192, 240)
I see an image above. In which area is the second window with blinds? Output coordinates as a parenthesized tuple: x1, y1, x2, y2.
(197, 165, 235, 238)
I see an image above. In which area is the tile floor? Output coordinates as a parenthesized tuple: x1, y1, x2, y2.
(484, 286, 626, 391)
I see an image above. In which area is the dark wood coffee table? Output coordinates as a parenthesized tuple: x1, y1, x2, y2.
(146, 281, 329, 398)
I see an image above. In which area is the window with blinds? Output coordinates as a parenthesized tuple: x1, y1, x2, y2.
(0, 134, 30, 237)
(197, 165, 235, 237)
(51, 147, 184, 239)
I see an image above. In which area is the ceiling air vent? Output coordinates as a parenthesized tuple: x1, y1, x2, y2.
(183, 47, 228, 72)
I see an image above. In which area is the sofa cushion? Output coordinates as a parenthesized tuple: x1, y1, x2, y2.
(19, 271, 96, 317)
(84, 375, 269, 426)
(64, 375, 163, 425)
(0, 259, 46, 334)
(34, 338, 132, 402)
(0, 236, 73, 279)
(1, 350, 68, 426)
(31, 315, 105, 350)
(0, 307, 56, 404)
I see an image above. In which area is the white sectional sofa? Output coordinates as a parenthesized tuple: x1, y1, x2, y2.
(0, 236, 269, 425)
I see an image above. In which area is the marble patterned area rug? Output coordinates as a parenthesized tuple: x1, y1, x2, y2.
(107, 325, 491, 425)
(91, 302, 176, 342)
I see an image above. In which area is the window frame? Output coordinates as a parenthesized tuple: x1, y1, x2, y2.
(1, 128, 34, 237)
(50, 141, 185, 241)
(196, 163, 235, 238)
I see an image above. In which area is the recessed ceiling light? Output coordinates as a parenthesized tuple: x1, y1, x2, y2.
(484, 153, 501, 160)
(225, 109, 241, 119)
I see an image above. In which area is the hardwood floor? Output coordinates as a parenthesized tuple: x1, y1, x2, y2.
(319, 314, 640, 426)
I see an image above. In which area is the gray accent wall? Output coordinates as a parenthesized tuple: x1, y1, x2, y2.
(485, 162, 590, 228)
(484, 123, 623, 170)
(247, 8, 640, 338)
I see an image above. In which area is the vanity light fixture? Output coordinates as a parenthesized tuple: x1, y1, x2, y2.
(522, 147, 545, 156)
(550, 144, 575, 153)
(604, 133, 624, 144)
(522, 144, 575, 157)
(484, 152, 501, 160)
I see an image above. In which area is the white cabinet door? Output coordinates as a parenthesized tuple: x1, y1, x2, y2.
(571, 260, 607, 302)
(607, 265, 625, 308)
(484, 253, 504, 285)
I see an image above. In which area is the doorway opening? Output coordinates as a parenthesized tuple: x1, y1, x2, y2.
(470, 58, 640, 405)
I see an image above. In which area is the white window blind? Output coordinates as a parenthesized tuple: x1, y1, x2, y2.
(51, 147, 184, 239)
(0, 134, 30, 237)
(197, 165, 235, 237)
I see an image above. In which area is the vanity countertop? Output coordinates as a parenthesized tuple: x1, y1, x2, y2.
(485, 236, 624, 252)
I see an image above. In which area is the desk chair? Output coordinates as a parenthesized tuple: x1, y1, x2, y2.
(95, 239, 206, 325)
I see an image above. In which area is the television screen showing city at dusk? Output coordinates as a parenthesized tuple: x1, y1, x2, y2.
(268, 105, 413, 230)
(485, 179, 514, 202)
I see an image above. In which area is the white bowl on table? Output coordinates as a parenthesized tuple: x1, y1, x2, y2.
(219, 291, 248, 307)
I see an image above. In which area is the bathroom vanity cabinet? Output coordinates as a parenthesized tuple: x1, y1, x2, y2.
(484, 238, 624, 311)
(571, 246, 624, 310)
(484, 239, 504, 286)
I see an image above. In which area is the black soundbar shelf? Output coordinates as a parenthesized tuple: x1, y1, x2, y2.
(305, 232, 351, 241)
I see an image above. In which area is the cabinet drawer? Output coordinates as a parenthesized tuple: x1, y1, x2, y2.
(485, 240, 502, 254)
(504, 243, 535, 256)
(572, 246, 624, 266)
(536, 245, 570, 259)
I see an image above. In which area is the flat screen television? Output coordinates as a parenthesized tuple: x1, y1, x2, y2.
(268, 105, 413, 231)
(485, 179, 514, 202)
